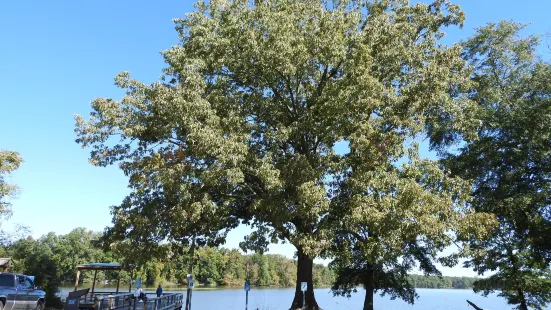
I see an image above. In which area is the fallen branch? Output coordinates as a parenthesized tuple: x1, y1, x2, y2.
(467, 299, 484, 310)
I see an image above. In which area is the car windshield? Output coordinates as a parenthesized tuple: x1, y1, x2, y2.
(0, 274, 15, 287)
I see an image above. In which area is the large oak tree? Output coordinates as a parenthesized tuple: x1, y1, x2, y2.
(76, 0, 487, 308)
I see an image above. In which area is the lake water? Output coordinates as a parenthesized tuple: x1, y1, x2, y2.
(59, 286, 551, 310)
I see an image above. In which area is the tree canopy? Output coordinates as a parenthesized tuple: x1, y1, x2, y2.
(445, 21, 551, 310)
(76, 0, 494, 309)
(0, 150, 23, 218)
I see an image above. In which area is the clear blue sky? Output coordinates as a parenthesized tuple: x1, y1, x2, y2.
(1, 0, 550, 277)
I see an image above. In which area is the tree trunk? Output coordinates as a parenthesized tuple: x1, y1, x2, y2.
(518, 287, 528, 310)
(290, 248, 320, 310)
(363, 264, 375, 310)
(510, 250, 528, 310)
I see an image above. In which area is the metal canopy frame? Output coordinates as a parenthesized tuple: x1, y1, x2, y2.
(74, 263, 123, 294)
(76, 263, 122, 271)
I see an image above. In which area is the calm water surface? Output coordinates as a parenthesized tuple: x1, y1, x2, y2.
(60, 286, 551, 310)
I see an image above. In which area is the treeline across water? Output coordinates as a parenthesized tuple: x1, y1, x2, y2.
(0, 228, 479, 292)
(143, 246, 335, 288)
(0, 227, 334, 289)
(408, 275, 477, 289)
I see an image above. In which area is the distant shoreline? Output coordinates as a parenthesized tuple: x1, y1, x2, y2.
(59, 285, 475, 292)
(61, 273, 478, 292)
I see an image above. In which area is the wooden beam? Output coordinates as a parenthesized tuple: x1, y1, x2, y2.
(128, 269, 134, 293)
(74, 270, 81, 292)
(91, 270, 98, 294)
(77, 266, 122, 271)
(116, 270, 121, 294)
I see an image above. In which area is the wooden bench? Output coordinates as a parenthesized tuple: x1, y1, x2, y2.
(68, 288, 90, 298)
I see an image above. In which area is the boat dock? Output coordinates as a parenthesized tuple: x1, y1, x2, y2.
(64, 263, 184, 310)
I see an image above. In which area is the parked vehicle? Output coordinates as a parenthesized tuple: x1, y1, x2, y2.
(0, 273, 45, 310)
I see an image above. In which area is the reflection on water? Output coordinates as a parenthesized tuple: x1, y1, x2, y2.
(58, 286, 551, 310)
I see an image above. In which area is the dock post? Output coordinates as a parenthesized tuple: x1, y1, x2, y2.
(185, 275, 194, 310)
(185, 237, 196, 310)
(129, 268, 134, 292)
(244, 281, 250, 310)
(91, 270, 98, 296)
(74, 270, 81, 291)
(116, 270, 121, 294)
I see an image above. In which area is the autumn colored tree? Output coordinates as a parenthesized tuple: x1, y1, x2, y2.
(75, 0, 489, 308)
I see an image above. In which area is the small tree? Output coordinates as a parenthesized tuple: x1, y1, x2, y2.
(0, 150, 23, 217)
(329, 148, 495, 310)
(9, 235, 63, 309)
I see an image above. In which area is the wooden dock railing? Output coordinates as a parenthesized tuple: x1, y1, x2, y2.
(81, 292, 183, 310)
